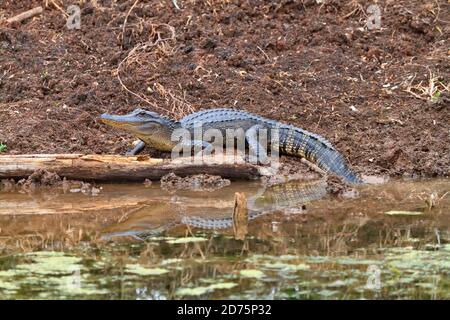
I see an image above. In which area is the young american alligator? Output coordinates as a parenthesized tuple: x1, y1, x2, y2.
(101, 108, 361, 184)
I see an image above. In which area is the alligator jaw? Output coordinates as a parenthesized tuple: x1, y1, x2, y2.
(100, 113, 143, 130)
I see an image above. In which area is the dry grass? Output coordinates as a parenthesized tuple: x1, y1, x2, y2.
(342, 0, 365, 19)
(403, 69, 449, 102)
(409, 189, 450, 210)
(43, 0, 68, 17)
(116, 12, 194, 119)
(110, 0, 196, 119)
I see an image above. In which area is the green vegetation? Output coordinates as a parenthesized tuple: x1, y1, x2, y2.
(0, 143, 6, 153)
(0, 243, 449, 299)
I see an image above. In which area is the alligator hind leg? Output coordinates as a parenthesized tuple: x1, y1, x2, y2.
(300, 158, 326, 177)
(125, 140, 146, 156)
(245, 125, 269, 164)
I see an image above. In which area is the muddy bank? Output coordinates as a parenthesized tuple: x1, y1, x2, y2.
(0, 0, 449, 179)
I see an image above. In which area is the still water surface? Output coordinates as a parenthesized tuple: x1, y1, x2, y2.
(0, 179, 449, 299)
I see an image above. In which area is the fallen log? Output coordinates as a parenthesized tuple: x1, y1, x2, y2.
(0, 154, 267, 182)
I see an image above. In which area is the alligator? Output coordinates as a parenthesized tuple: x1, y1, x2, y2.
(101, 180, 328, 240)
(101, 108, 361, 184)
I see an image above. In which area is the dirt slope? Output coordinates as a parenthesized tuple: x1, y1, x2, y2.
(0, 0, 449, 178)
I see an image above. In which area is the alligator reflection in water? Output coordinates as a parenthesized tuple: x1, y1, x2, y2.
(1, 179, 449, 255)
(101, 180, 328, 240)
(181, 180, 327, 229)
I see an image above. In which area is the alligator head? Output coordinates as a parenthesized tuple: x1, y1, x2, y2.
(100, 108, 180, 151)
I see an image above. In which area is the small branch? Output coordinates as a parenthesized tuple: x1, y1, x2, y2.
(6, 6, 43, 24)
(49, 0, 68, 17)
(121, 0, 140, 46)
(257, 45, 271, 61)
(172, 0, 181, 10)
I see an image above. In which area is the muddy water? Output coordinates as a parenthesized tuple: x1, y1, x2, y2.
(0, 179, 449, 299)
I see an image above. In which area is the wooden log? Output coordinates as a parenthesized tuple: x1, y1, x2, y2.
(6, 6, 43, 24)
(0, 154, 264, 182)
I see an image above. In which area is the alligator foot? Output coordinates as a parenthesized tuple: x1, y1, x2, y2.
(125, 140, 146, 156)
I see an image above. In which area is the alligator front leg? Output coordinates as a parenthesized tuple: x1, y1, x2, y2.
(125, 140, 146, 156)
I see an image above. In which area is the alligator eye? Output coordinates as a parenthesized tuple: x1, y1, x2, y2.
(136, 110, 149, 117)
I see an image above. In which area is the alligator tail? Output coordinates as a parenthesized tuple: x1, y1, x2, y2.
(317, 148, 362, 184)
(278, 126, 362, 184)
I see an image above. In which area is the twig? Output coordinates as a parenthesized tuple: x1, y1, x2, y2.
(172, 0, 181, 10)
(6, 6, 43, 24)
(342, 1, 364, 19)
(343, 7, 359, 19)
(257, 45, 271, 61)
(122, 0, 140, 47)
(49, 0, 68, 17)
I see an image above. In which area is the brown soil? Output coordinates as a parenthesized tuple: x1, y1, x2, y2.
(0, 0, 449, 179)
